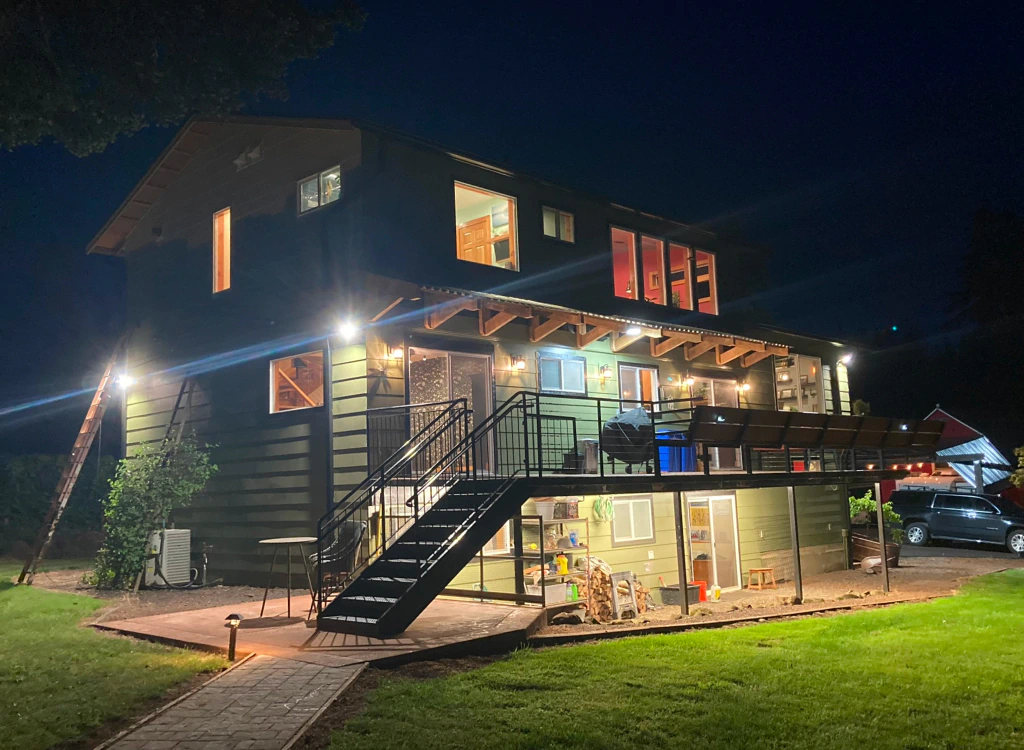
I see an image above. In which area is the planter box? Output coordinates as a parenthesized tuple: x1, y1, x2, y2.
(851, 530, 901, 567)
(658, 584, 701, 606)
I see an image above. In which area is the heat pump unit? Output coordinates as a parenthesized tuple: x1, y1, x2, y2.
(144, 529, 192, 587)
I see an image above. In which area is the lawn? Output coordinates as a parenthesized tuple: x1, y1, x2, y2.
(0, 559, 225, 750)
(332, 570, 1024, 750)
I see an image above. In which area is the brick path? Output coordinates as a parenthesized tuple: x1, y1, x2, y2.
(105, 655, 363, 750)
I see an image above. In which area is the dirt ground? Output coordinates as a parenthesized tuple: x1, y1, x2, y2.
(537, 554, 1024, 636)
(25, 566, 300, 624)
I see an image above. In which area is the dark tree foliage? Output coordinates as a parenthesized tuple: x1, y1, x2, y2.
(0, 0, 364, 156)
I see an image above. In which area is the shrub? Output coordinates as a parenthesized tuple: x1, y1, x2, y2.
(849, 489, 904, 543)
(92, 437, 217, 589)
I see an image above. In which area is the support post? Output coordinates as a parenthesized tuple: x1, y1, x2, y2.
(874, 481, 890, 593)
(513, 516, 525, 596)
(787, 486, 803, 603)
(672, 491, 689, 616)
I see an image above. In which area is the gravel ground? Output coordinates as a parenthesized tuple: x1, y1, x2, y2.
(24, 567, 300, 624)
(538, 554, 1024, 636)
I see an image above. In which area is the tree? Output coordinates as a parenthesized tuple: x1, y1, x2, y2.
(0, 0, 364, 156)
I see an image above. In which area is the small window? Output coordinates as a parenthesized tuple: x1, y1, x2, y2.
(611, 227, 638, 300)
(455, 182, 518, 270)
(641, 235, 665, 305)
(542, 207, 575, 242)
(668, 243, 692, 310)
(611, 495, 655, 544)
(270, 351, 325, 413)
(298, 166, 342, 213)
(696, 250, 718, 314)
(537, 354, 586, 394)
(212, 207, 231, 293)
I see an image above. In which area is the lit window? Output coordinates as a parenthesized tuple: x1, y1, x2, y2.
(270, 351, 325, 413)
(611, 227, 637, 300)
(696, 250, 718, 314)
(611, 495, 655, 543)
(454, 182, 518, 270)
(669, 243, 692, 310)
(641, 235, 665, 305)
(483, 520, 512, 554)
(298, 166, 342, 213)
(538, 354, 586, 394)
(542, 207, 575, 242)
(212, 207, 231, 293)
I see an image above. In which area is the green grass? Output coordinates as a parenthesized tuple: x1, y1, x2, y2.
(0, 560, 226, 750)
(332, 571, 1024, 750)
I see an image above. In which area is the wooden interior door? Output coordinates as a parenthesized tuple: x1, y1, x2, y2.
(458, 216, 491, 264)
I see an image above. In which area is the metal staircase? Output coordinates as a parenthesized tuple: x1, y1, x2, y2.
(315, 392, 567, 638)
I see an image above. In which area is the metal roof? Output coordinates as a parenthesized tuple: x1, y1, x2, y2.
(937, 436, 1013, 490)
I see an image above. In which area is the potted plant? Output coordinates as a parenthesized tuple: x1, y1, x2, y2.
(848, 489, 903, 567)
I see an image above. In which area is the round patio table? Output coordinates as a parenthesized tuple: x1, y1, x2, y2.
(258, 537, 317, 618)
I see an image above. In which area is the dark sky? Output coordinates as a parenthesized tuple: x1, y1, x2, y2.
(2, 2, 1023, 452)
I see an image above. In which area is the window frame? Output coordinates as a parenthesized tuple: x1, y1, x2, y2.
(610, 495, 656, 545)
(617, 361, 660, 410)
(268, 350, 326, 414)
(482, 520, 512, 555)
(541, 205, 576, 243)
(536, 351, 588, 395)
(297, 165, 342, 215)
(212, 207, 231, 294)
(453, 181, 520, 272)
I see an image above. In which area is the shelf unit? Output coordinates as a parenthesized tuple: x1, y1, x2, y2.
(537, 517, 590, 611)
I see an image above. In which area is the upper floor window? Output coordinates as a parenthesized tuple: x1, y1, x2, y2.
(455, 182, 518, 271)
(542, 207, 575, 242)
(611, 228, 718, 315)
(212, 207, 231, 293)
(270, 351, 325, 413)
(298, 166, 342, 213)
(538, 353, 586, 395)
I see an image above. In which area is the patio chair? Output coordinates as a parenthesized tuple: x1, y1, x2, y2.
(308, 519, 366, 615)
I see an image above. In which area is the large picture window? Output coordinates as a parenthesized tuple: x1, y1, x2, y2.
(641, 235, 665, 305)
(696, 250, 718, 314)
(538, 353, 586, 394)
(610, 229, 717, 314)
(455, 183, 518, 270)
(669, 243, 692, 310)
(612, 495, 655, 544)
(270, 351, 325, 413)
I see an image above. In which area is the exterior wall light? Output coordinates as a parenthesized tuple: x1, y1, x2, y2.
(840, 353, 853, 365)
(625, 325, 643, 336)
(683, 376, 695, 387)
(736, 382, 751, 392)
(389, 346, 404, 360)
(225, 613, 243, 661)
(115, 373, 136, 389)
(511, 355, 526, 371)
(338, 320, 359, 341)
(600, 365, 613, 379)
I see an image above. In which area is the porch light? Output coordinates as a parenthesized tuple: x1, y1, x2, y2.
(625, 325, 643, 336)
(389, 346, 404, 360)
(511, 355, 526, 371)
(115, 373, 136, 389)
(600, 365, 613, 379)
(683, 376, 695, 387)
(338, 320, 359, 341)
(736, 382, 751, 392)
(840, 353, 853, 365)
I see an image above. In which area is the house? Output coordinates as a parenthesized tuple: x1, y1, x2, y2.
(89, 117, 941, 636)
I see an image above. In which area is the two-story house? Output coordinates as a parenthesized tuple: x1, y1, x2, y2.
(89, 117, 940, 636)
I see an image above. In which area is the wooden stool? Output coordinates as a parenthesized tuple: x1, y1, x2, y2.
(747, 567, 777, 590)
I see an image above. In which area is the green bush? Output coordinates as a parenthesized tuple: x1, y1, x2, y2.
(92, 438, 217, 589)
(849, 489, 904, 543)
(0, 454, 116, 557)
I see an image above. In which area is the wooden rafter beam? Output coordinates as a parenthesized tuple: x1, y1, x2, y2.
(740, 350, 774, 368)
(611, 326, 661, 353)
(716, 341, 763, 366)
(529, 311, 581, 343)
(650, 330, 702, 358)
(478, 306, 521, 336)
(370, 297, 405, 323)
(576, 315, 621, 349)
(765, 344, 789, 356)
(424, 293, 478, 330)
(684, 335, 732, 361)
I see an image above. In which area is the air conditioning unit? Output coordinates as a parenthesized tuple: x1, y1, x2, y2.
(144, 529, 192, 587)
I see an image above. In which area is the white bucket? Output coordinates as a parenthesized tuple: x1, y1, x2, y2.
(534, 500, 555, 521)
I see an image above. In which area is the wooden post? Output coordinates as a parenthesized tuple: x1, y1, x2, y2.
(787, 486, 803, 603)
(513, 516, 525, 596)
(874, 481, 890, 593)
(673, 491, 689, 615)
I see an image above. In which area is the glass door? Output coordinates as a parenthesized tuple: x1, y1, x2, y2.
(619, 364, 660, 411)
(689, 377, 741, 470)
(686, 494, 741, 591)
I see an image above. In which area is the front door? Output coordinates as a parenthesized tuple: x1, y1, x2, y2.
(686, 493, 741, 591)
(408, 348, 494, 473)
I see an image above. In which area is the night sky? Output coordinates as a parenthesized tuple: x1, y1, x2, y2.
(2, 2, 1022, 453)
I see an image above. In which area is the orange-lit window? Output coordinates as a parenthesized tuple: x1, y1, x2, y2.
(212, 208, 231, 293)
(669, 243, 693, 310)
(641, 235, 665, 305)
(454, 183, 518, 271)
(270, 352, 325, 413)
(696, 250, 718, 314)
(611, 228, 637, 299)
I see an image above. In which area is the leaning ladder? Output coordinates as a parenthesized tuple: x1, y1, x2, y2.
(18, 337, 127, 584)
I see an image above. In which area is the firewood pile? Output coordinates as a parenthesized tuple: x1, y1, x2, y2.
(589, 567, 651, 623)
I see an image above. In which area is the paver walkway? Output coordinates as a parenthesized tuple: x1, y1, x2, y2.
(104, 655, 363, 750)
